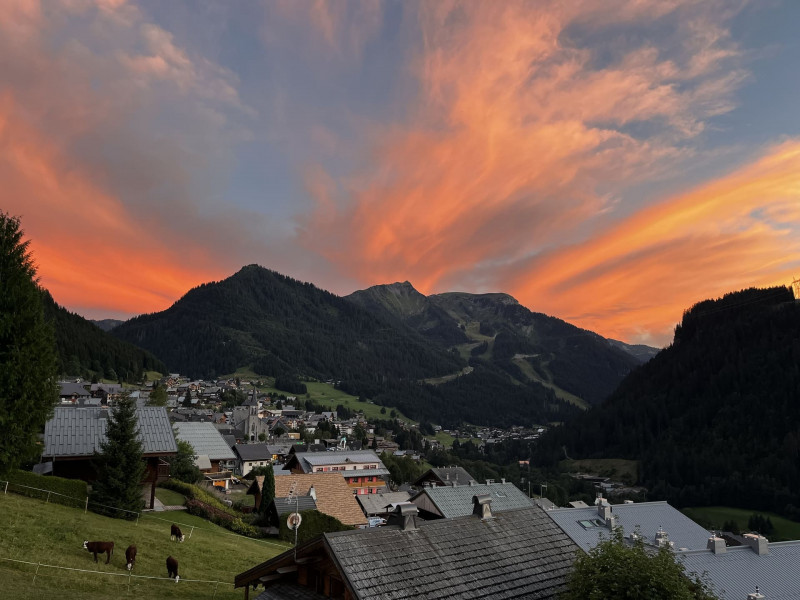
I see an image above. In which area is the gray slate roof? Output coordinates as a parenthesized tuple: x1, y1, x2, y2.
(410, 482, 533, 518)
(356, 491, 412, 516)
(234, 443, 274, 461)
(58, 382, 90, 398)
(173, 422, 236, 461)
(547, 500, 711, 552)
(678, 541, 800, 600)
(417, 466, 476, 486)
(272, 496, 318, 516)
(43, 406, 177, 457)
(325, 505, 578, 599)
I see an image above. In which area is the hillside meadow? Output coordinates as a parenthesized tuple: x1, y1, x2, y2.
(0, 492, 289, 599)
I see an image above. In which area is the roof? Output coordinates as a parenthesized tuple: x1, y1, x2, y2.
(287, 450, 389, 477)
(240, 505, 580, 599)
(274, 473, 367, 527)
(234, 443, 274, 461)
(195, 454, 212, 470)
(272, 496, 318, 516)
(173, 422, 236, 461)
(546, 500, 711, 552)
(254, 583, 328, 600)
(42, 406, 177, 457)
(410, 482, 533, 518)
(58, 382, 90, 397)
(678, 541, 800, 600)
(356, 491, 412, 515)
(413, 466, 476, 487)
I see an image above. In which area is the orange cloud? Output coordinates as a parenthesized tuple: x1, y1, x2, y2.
(506, 140, 800, 344)
(300, 0, 757, 344)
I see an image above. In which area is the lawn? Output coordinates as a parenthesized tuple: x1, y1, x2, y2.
(680, 506, 800, 542)
(154, 488, 186, 507)
(0, 492, 289, 599)
(559, 458, 639, 484)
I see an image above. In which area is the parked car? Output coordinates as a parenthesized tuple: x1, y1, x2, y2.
(368, 517, 387, 528)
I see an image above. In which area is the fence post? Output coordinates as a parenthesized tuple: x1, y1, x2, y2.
(189, 526, 195, 539)
(85, 497, 89, 514)
(135, 513, 140, 526)
(3, 481, 7, 494)
(33, 562, 41, 587)
(46, 491, 51, 504)
(128, 569, 132, 592)
(213, 580, 219, 599)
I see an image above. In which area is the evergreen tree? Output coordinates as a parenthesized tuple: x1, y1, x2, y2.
(258, 464, 276, 514)
(183, 387, 193, 407)
(562, 528, 717, 600)
(0, 213, 58, 478)
(90, 395, 146, 519)
(148, 382, 167, 406)
(168, 439, 202, 483)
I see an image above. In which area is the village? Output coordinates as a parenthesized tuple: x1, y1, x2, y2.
(33, 375, 799, 599)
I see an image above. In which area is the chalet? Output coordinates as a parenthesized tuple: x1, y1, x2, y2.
(40, 406, 177, 509)
(234, 444, 274, 477)
(173, 422, 237, 474)
(412, 466, 475, 488)
(235, 498, 580, 599)
(284, 451, 389, 495)
(58, 381, 90, 403)
(410, 480, 533, 519)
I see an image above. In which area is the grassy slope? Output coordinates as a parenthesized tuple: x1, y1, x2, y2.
(560, 458, 640, 484)
(0, 493, 288, 600)
(681, 506, 800, 542)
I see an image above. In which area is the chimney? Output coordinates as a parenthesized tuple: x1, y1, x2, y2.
(707, 536, 726, 554)
(501, 478, 506, 484)
(747, 587, 765, 600)
(395, 503, 418, 531)
(743, 533, 769, 555)
(654, 526, 674, 548)
(473, 494, 493, 520)
(597, 499, 612, 522)
(308, 485, 317, 501)
(469, 480, 476, 486)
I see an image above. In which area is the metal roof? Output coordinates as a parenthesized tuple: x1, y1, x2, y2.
(273, 496, 318, 516)
(356, 491, 412, 516)
(678, 541, 800, 600)
(234, 443, 274, 461)
(410, 482, 533, 518)
(547, 500, 711, 552)
(298, 450, 385, 466)
(173, 422, 236, 461)
(42, 406, 177, 457)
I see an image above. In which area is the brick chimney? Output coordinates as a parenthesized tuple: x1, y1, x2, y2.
(743, 533, 769, 555)
(473, 494, 493, 520)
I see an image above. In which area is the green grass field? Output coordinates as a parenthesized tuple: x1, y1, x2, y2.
(560, 458, 639, 484)
(0, 492, 289, 599)
(154, 488, 186, 507)
(681, 506, 800, 542)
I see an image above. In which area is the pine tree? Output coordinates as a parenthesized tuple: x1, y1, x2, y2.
(0, 213, 58, 478)
(90, 395, 146, 519)
(258, 464, 276, 514)
(183, 387, 193, 407)
(168, 439, 202, 483)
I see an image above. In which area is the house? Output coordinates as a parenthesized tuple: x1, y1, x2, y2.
(248, 473, 367, 528)
(58, 381, 90, 403)
(677, 536, 800, 599)
(410, 479, 533, 519)
(234, 444, 274, 477)
(412, 466, 476, 488)
(545, 497, 712, 553)
(40, 406, 177, 509)
(284, 450, 389, 495)
(235, 498, 580, 599)
(173, 422, 237, 474)
(356, 491, 411, 518)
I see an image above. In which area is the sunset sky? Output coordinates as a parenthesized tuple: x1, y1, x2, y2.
(2, 0, 799, 347)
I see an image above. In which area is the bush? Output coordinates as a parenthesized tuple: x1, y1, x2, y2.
(278, 509, 352, 545)
(5, 470, 87, 509)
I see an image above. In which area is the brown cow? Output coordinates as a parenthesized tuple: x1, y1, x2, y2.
(170, 524, 185, 542)
(83, 540, 114, 564)
(125, 545, 137, 570)
(166, 555, 180, 582)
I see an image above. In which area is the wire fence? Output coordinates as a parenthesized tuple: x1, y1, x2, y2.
(1, 479, 288, 549)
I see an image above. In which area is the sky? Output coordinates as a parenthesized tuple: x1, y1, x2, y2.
(2, 0, 799, 347)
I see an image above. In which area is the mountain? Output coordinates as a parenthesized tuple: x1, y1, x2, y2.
(111, 265, 462, 383)
(42, 292, 166, 381)
(347, 283, 648, 407)
(90, 318, 124, 332)
(536, 286, 800, 518)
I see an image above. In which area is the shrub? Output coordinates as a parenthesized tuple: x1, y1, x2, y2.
(5, 470, 87, 509)
(278, 509, 352, 545)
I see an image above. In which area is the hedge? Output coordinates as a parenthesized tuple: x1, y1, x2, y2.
(4, 470, 88, 509)
(278, 509, 352, 545)
(159, 479, 262, 538)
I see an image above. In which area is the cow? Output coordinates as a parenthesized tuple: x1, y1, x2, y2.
(83, 540, 114, 564)
(125, 545, 137, 571)
(166, 555, 180, 582)
(170, 524, 185, 542)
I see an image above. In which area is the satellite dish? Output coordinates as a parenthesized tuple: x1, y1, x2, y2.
(287, 512, 302, 530)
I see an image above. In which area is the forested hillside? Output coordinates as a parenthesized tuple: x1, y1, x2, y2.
(536, 286, 800, 518)
(42, 292, 165, 382)
(348, 283, 647, 406)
